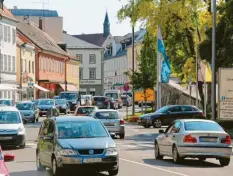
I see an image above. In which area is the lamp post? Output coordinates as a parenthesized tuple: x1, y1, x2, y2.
(131, 0, 135, 116)
(20, 43, 26, 101)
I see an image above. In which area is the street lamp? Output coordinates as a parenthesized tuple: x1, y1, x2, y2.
(20, 43, 26, 101)
(131, 0, 135, 116)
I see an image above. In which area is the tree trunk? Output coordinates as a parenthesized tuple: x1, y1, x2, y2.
(198, 81, 204, 110)
(144, 89, 147, 113)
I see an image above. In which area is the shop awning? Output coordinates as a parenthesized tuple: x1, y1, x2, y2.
(34, 84, 50, 92)
(60, 84, 78, 91)
(0, 84, 18, 91)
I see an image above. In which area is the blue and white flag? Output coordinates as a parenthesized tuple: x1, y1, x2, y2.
(157, 27, 171, 83)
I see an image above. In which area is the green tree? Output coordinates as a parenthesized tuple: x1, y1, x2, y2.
(125, 32, 157, 111)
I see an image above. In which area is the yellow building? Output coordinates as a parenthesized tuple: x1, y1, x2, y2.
(127, 43, 142, 72)
(64, 58, 80, 91)
(16, 37, 36, 100)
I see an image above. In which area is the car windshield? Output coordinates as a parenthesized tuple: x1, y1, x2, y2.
(60, 93, 77, 100)
(123, 92, 132, 97)
(57, 121, 108, 139)
(184, 121, 224, 132)
(121, 96, 127, 100)
(77, 107, 95, 114)
(0, 111, 21, 124)
(38, 100, 54, 105)
(156, 106, 170, 113)
(56, 99, 67, 105)
(105, 93, 118, 99)
(93, 97, 105, 101)
(95, 111, 119, 119)
(16, 103, 33, 110)
(0, 100, 11, 106)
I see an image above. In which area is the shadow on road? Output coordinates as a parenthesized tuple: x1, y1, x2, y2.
(143, 158, 221, 168)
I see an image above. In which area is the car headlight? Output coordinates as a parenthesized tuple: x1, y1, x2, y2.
(58, 149, 77, 156)
(106, 147, 118, 156)
(18, 126, 24, 133)
(62, 105, 66, 108)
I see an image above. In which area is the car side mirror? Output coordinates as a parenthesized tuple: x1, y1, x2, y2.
(159, 130, 164, 134)
(4, 154, 15, 162)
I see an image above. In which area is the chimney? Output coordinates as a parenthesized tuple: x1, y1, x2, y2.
(27, 15, 31, 24)
(39, 17, 42, 30)
(23, 16, 28, 23)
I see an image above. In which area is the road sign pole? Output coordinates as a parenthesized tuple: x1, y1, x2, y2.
(126, 91, 128, 120)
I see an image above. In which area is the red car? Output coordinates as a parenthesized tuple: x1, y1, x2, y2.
(0, 146, 15, 176)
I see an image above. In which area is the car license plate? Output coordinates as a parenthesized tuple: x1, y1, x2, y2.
(200, 137, 217, 142)
(0, 136, 12, 140)
(83, 158, 101, 163)
(97, 103, 101, 106)
(104, 123, 114, 126)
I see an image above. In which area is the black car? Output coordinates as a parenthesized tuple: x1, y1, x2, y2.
(137, 105, 205, 128)
(55, 99, 70, 114)
(92, 96, 109, 109)
(36, 117, 119, 176)
(37, 99, 56, 117)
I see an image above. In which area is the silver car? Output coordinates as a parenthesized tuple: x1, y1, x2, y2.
(154, 119, 232, 166)
(90, 110, 125, 139)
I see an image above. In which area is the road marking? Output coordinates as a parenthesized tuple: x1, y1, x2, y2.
(26, 143, 37, 148)
(125, 126, 139, 132)
(120, 158, 190, 176)
(140, 144, 154, 147)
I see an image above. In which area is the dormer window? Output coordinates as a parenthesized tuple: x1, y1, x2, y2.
(106, 44, 112, 56)
(121, 41, 126, 51)
(0, 0, 4, 10)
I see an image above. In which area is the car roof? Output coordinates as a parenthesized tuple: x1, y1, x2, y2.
(77, 106, 96, 108)
(94, 109, 118, 112)
(0, 106, 19, 112)
(50, 116, 98, 123)
(178, 119, 216, 123)
(18, 101, 33, 104)
(55, 99, 67, 101)
(38, 99, 54, 101)
(0, 99, 12, 100)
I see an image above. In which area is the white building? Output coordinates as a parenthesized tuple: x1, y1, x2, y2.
(62, 32, 104, 96)
(0, 4, 18, 100)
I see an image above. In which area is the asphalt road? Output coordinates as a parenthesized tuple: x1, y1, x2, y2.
(3, 110, 233, 176)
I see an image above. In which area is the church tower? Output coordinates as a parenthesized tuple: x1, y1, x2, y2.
(103, 11, 110, 37)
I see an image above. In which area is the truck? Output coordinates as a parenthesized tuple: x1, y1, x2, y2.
(134, 89, 155, 107)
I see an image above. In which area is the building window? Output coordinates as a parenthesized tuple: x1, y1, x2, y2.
(0, 54, 3, 71)
(89, 54, 96, 64)
(12, 56, 15, 72)
(4, 55, 7, 71)
(7, 26, 10, 43)
(76, 54, 82, 63)
(4, 25, 7, 42)
(32, 61, 34, 73)
(89, 68, 96, 79)
(29, 61, 31, 73)
(8, 56, 11, 72)
(79, 68, 83, 79)
(12, 28, 16, 44)
(0, 24, 2, 40)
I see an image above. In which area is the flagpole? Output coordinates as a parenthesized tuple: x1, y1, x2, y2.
(196, 26, 199, 107)
(156, 27, 161, 110)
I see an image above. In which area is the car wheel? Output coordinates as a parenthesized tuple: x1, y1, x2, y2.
(119, 133, 125, 139)
(19, 143, 26, 149)
(143, 125, 151, 128)
(172, 146, 183, 164)
(108, 167, 119, 176)
(36, 117, 39, 122)
(32, 117, 36, 123)
(199, 157, 206, 162)
(52, 158, 63, 176)
(153, 119, 162, 128)
(154, 142, 163, 160)
(219, 158, 230, 167)
(36, 152, 46, 171)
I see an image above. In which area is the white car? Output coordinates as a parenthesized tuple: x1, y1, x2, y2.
(154, 119, 232, 166)
(0, 106, 27, 148)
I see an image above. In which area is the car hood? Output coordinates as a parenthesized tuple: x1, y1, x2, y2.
(56, 104, 66, 107)
(0, 124, 21, 130)
(19, 110, 34, 114)
(57, 137, 116, 149)
(37, 105, 53, 109)
(0, 160, 8, 175)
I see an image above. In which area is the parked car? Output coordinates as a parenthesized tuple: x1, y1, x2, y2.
(53, 96, 60, 99)
(92, 96, 109, 109)
(0, 106, 27, 148)
(90, 109, 125, 139)
(37, 99, 56, 117)
(16, 101, 39, 123)
(121, 95, 132, 107)
(107, 97, 118, 110)
(154, 119, 232, 166)
(31, 100, 39, 106)
(137, 105, 205, 128)
(0, 145, 15, 175)
(55, 99, 70, 114)
(36, 116, 119, 175)
(104, 90, 123, 109)
(74, 106, 98, 116)
(0, 99, 14, 106)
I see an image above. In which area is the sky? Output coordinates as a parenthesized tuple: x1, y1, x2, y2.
(5, 0, 142, 36)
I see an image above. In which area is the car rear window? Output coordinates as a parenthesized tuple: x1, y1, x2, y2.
(77, 107, 95, 114)
(184, 121, 224, 132)
(95, 111, 119, 119)
(94, 97, 106, 101)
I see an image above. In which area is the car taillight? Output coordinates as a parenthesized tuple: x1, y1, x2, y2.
(221, 135, 232, 144)
(183, 134, 197, 143)
(105, 99, 108, 104)
(200, 112, 204, 116)
(120, 120, 124, 125)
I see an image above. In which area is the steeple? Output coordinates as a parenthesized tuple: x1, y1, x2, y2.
(103, 11, 110, 37)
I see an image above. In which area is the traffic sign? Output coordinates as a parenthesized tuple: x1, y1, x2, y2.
(123, 83, 130, 91)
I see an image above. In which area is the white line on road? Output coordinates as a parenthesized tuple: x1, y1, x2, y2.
(120, 158, 190, 176)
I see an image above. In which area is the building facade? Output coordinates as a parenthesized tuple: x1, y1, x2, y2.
(63, 32, 104, 96)
(0, 5, 18, 100)
(65, 58, 80, 91)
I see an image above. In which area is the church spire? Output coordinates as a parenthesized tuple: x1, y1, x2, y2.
(103, 11, 110, 37)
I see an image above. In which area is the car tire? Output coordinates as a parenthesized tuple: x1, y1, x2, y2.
(52, 158, 63, 176)
(199, 157, 206, 162)
(219, 158, 230, 167)
(154, 141, 163, 160)
(32, 117, 36, 123)
(36, 117, 39, 122)
(19, 143, 26, 149)
(143, 125, 151, 128)
(36, 152, 46, 171)
(108, 167, 119, 176)
(172, 146, 183, 164)
(153, 119, 162, 128)
(119, 133, 125, 139)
